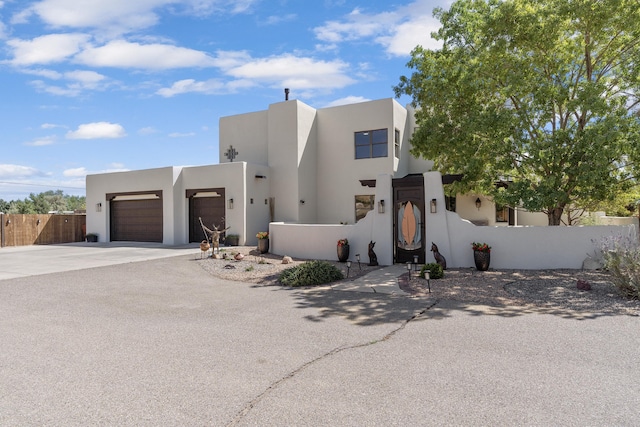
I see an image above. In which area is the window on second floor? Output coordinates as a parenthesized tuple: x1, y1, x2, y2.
(394, 129, 400, 158)
(355, 129, 388, 159)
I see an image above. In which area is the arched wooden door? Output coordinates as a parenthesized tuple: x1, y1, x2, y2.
(393, 176, 425, 264)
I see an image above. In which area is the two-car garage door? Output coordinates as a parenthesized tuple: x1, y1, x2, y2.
(109, 192, 163, 243)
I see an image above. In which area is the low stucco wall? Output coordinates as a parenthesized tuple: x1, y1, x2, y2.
(442, 212, 638, 269)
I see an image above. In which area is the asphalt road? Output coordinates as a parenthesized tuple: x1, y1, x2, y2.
(0, 247, 638, 426)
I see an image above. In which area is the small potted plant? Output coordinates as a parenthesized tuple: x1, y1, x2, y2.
(256, 231, 269, 253)
(337, 238, 349, 262)
(86, 233, 99, 243)
(471, 242, 491, 271)
(225, 233, 240, 246)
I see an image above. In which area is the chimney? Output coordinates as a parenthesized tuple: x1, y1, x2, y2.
(284, 88, 290, 101)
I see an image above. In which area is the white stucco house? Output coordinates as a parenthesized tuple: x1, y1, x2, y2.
(86, 97, 637, 269)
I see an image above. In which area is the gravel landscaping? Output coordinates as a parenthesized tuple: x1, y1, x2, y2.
(198, 246, 639, 317)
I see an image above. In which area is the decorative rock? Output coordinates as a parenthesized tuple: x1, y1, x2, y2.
(211, 253, 221, 259)
(234, 253, 244, 261)
(582, 256, 602, 270)
(576, 279, 592, 291)
(282, 256, 293, 264)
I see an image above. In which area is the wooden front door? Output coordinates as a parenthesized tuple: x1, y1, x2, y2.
(394, 176, 425, 264)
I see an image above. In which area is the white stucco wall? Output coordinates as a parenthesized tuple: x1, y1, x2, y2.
(316, 99, 399, 224)
(86, 167, 178, 244)
(180, 162, 247, 244)
(219, 110, 268, 166)
(423, 171, 639, 269)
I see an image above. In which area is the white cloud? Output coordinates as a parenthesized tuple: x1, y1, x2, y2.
(313, 0, 447, 56)
(41, 123, 66, 129)
(323, 96, 371, 108)
(0, 164, 47, 178)
(168, 132, 196, 138)
(66, 122, 127, 139)
(14, 0, 260, 36)
(74, 39, 218, 69)
(63, 167, 88, 177)
(24, 135, 57, 146)
(228, 54, 355, 89)
(157, 78, 226, 97)
(263, 13, 297, 26)
(7, 33, 91, 66)
(19, 0, 167, 33)
(138, 126, 158, 135)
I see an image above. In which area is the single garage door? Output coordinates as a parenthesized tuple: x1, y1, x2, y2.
(110, 196, 163, 243)
(187, 188, 225, 243)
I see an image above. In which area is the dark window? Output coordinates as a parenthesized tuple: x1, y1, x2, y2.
(355, 195, 375, 222)
(496, 204, 509, 222)
(394, 129, 400, 158)
(355, 129, 388, 159)
(445, 195, 456, 212)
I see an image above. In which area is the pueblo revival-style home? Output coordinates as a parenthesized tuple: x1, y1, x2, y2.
(87, 96, 625, 268)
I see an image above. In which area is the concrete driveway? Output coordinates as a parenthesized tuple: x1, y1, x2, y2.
(0, 245, 638, 426)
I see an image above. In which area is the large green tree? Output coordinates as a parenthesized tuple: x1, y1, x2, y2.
(395, 0, 640, 225)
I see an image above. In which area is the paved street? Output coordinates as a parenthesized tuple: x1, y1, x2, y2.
(0, 245, 638, 426)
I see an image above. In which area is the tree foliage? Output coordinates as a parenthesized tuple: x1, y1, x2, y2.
(1, 190, 86, 214)
(395, 0, 640, 225)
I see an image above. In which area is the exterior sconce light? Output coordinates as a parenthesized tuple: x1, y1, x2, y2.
(37, 219, 41, 225)
(228, 198, 234, 209)
(6, 219, 10, 225)
(96, 202, 102, 212)
(430, 198, 437, 214)
(475, 197, 482, 210)
(300, 200, 305, 205)
(378, 199, 385, 214)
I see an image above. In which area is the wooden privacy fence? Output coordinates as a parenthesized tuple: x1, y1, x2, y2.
(0, 214, 86, 247)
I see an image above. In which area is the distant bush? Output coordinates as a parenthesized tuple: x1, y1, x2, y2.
(420, 263, 444, 280)
(599, 235, 640, 300)
(279, 260, 344, 287)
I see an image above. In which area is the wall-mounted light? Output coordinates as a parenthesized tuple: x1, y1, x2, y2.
(430, 198, 437, 214)
(228, 198, 234, 209)
(475, 197, 482, 210)
(250, 198, 254, 204)
(378, 199, 385, 214)
(37, 219, 41, 225)
(96, 202, 102, 212)
(6, 219, 10, 225)
(300, 200, 305, 205)
(255, 174, 267, 179)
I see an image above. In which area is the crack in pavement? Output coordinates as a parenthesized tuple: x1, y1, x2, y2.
(226, 299, 440, 426)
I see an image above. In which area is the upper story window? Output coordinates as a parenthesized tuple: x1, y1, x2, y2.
(394, 129, 400, 158)
(355, 129, 388, 159)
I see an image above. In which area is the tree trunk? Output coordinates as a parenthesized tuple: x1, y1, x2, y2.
(547, 207, 564, 226)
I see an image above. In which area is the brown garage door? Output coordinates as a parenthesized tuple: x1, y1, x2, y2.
(188, 189, 225, 242)
(110, 198, 163, 242)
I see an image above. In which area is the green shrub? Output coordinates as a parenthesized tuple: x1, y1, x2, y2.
(420, 263, 444, 280)
(279, 260, 344, 287)
(599, 235, 640, 300)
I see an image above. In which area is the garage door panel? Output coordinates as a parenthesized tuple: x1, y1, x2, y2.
(189, 194, 225, 243)
(110, 199, 163, 242)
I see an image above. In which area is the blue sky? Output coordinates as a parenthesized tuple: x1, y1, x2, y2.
(1, 0, 450, 200)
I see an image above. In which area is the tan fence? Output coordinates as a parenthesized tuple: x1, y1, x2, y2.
(0, 214, 86, 247)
